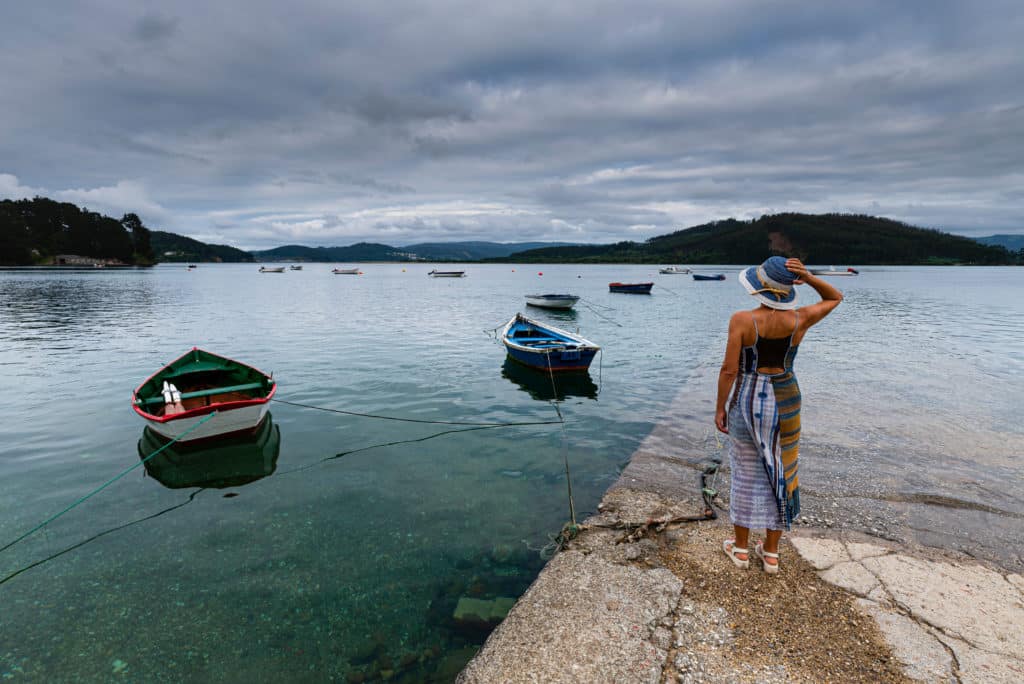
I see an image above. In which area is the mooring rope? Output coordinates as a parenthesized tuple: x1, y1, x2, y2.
(0, 489, 207, 587)
(270, 398, 562, 427)
(578, 299, 624, 327)
(0, 412, 218, 556)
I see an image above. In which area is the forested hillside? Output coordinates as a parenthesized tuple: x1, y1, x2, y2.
(0, 197, 155, 265)
(151, 231, 253, 262)
(502, 214, 1015, 265)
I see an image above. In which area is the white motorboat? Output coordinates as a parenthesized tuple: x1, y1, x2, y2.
(659, 266, 691, 274)
(259, 266, 286, 273)
(428, 269, 466, 277)
(332, 268, 362, 275)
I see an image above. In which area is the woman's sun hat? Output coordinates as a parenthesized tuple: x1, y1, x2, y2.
(740, 256, 798, 310)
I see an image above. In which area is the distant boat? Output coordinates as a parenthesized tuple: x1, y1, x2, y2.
(187, 264, 197, 269)
(501, 313, 600, 372)
(609, 282, 653, 294)
(290, 265, 303, 271)
(332, 268, 362, 275)
(138, 414, 280, 490)
(428, 269, 466, 277)
(259, 266, 286, 273)
(132, 348, 277, 442)
(810, 266, 859, 276)
(659, 266, 691, 274)
(692, 274, 726, 281)
(525, 293, 579, 309)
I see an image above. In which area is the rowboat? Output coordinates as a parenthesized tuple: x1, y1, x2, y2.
(132, 348, 277, 442)
(659, 266, 691, 274)
(692, 274, 726, 281)
(501, 313, 600, 372)
(332, 268, 362, 275)
(810, 266, 859, 276)
(428, 269, 466, 277)
(525, 293, 579, 309)
(290, 265, 303, 271)
(259, 266, 286, 273)
(138, 414, 281, 489)
(609, 282, 653, 294)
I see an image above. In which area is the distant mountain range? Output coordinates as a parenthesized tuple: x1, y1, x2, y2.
(975, 234, 1024, 252)
(251, 241, 578, 262)
(2, 197, 1020, 266)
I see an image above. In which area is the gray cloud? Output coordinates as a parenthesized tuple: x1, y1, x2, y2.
(1, 1, 1022, 248)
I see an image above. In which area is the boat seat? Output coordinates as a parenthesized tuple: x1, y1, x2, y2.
(162, 362, 233, 378)
(514, 337, 562, 343)
(137, 382, 265, 406)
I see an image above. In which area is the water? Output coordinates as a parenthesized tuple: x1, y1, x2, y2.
(1, 264, 1022, 681)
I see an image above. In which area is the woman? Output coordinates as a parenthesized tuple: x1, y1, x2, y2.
(715, 256, 843, 573)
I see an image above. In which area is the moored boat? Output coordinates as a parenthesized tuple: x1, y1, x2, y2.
(525, 293, 579, 309)
(290, 265, 303, 270)
(428, 269, 466, 277)
(332, 267, 362, 274)
(609, 282, 653, 294)
(187, 264, 197, 269)
(692, 273, 726, 281)
(501, 313, 600, 372)
(259, 266, 286, 273)
(659, 266, 691, 274)
(810, 266, 859, 276)
(132, 348, 277, 442)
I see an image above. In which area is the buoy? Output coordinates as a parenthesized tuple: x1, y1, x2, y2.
(538, 272, 543, 276)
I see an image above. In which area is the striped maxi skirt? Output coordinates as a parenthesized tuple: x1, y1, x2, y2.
(728, 370, 802, 531)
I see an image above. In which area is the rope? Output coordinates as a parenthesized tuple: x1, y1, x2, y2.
(655, 283, 682, 296)
(271, 398, 561, 427)
(578, 299, 624, 327)
(545, 352, 576, 528)
(0, 412, 218, 556)
(0, 489, 207, 587)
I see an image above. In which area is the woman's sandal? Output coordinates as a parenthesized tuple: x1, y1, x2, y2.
(754, 541, 780, 574)
(722, 539, 749, 569)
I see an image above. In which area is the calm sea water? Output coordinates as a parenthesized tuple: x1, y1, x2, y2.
(1, 263, 1022, 681)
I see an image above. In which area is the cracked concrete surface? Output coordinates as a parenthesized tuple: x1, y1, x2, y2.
(791, 536, 1024, 683)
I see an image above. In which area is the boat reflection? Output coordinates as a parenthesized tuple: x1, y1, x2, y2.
(138, 414, 281, 489)
(501, 359, 598, 401)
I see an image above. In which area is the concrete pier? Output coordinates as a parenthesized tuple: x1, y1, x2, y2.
(458, 391, 1024, 683)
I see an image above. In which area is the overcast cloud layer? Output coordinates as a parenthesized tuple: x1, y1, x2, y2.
(2, 1, 1022, 248)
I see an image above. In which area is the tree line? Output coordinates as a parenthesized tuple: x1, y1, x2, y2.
(0, 197, 155, 266)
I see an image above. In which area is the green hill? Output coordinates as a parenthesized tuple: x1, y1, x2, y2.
(151, 231, 253, 262)
(501, 214, 1015, 265)
(0, 197, 154, 266)
(251, 242, 407, 262)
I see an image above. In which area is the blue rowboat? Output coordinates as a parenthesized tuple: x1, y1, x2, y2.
(500, 313, 600, 372)
(692, 273, 726, 281)
(608, 282, 653, 294)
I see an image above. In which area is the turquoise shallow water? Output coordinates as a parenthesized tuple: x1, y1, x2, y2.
(1, 263, 1022, 681)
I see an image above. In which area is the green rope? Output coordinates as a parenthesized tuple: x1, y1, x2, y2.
(0, 411, 218, 555)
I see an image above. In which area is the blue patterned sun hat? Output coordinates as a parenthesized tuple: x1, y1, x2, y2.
(739, 256, 798, 310)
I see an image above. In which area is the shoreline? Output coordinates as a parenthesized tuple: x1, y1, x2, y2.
(457, 390, 1024, 683)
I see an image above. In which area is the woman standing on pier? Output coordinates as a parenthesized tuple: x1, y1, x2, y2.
(715, 256, 843, 573)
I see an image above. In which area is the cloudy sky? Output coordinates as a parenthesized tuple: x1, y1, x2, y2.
(2, 1, 1022, 248)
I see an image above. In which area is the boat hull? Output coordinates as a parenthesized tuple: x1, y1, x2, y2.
(525, 294, 579, 309)
(608, 282, 653, 294)
(428, 270, 465, 277)
(692, 274, 726, 281)
(140, 401, 271, 442)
